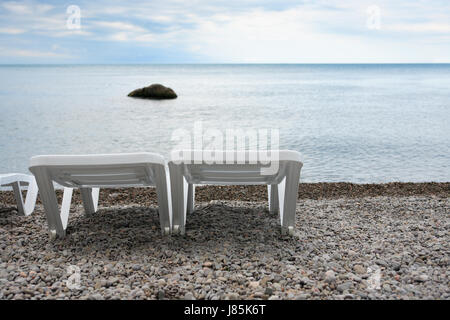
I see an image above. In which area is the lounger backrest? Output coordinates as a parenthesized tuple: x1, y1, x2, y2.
(29, 153, 166, 188)
(0, 173, 34, 186)
(36, 164, 160, 188)
(180, 163, 289, 184)
(170, 150, 302, 185)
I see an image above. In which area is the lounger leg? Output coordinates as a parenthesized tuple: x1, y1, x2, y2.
(268, 184, 279, 215)
(11, 182, 25, 215)
(187, 183, 195, 214)
(169, 163, 187, 235)
(279, 163, 301, 236)
(9, 178, 38, 216)
(277, 177, 286, 228)
(23, 177, 38, 216)
(60, 187, 73, 235)
(154, 165, 171, 236)
(32, 168, 72, 239)
(80, 188, 99, 215)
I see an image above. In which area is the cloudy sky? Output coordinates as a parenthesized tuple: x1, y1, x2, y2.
(0, 0, 449, 63)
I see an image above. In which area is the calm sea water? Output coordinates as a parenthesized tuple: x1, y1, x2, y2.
(0, 64, 449, 183)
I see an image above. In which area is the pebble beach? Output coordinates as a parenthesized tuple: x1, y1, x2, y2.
(0, 183, 448, 300)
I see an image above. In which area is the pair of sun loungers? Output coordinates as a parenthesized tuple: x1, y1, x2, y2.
(1, 150, 302, 239)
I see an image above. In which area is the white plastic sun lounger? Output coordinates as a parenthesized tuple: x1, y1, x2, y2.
(168, 150, 303, 236)
(0, 173, 38, 216)
(29, 153, 171, 239)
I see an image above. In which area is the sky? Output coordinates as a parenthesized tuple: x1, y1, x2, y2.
(0, 0, 449, 64)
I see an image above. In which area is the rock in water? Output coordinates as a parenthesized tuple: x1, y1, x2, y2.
(128, 84, 177, 99)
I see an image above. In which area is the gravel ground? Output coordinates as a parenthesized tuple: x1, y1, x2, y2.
(0, 184, 449, 300)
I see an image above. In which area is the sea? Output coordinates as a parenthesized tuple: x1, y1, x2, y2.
(1, 64, 449, 183)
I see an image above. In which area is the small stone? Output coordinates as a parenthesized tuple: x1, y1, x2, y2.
(157, 279, 166, 286)
(89, 293, 103, 300)
(324, 270, 336, 283)
(157, 290, 165, 300)
(248, 281, 260, 289)
(332, 253, 342, 260)
(226, 293, 239, 300)
(184, 292, 195, 300)
(354, 265, 366, 275)
(108, 277, 119, 286)
(132, 264, 141, 271)
(264, 287, 273, 296)
(415, 274, 429, 282)
(375, 259, 388, 267)
(203, 268, 212, 276)
(260, 276, 269, 287)
(104, 264, 114, 273)
(337, 282, 352, 293)
(272, 283, 281, 290)
(273, 275, 282, 283)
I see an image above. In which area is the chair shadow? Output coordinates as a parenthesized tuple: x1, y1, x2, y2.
(52, 202, 298, 258)
(0, 205, 18, 220)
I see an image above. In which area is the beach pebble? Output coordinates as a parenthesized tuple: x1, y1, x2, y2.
(324, 270, 336, 283)
(337, 282, 353, 293)
(157, 290, 165, 300)
(353, 265, 366, 275)
(184, 292, 195, 300)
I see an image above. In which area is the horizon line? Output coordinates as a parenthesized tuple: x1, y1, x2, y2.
(1, 62, 450, 66)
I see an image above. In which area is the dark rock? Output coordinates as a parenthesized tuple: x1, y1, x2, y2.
(128, 84, 177, 99)
(264, 287, 273, 296)
(337, 282, 352, 293)
(157, 290, 165, 300)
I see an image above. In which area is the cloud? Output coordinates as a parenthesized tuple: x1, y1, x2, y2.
(108, 32, 128, 41)
(171, 7, 360, 62)
(106, 31, 156, 43)
(387, 23, 450, 33)
(2, 1, 53, 14)
(148, 15, 174, 23)
(0, 3, 91, 38)
(2, 1, 33, 15)
(0, 27, 26, 34)
(94, 21, 147, 33)
(37, 29, 92, 37)
(0, 47, 71, 58)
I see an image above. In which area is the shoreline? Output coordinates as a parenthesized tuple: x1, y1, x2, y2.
(1, 182, 448, 206)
